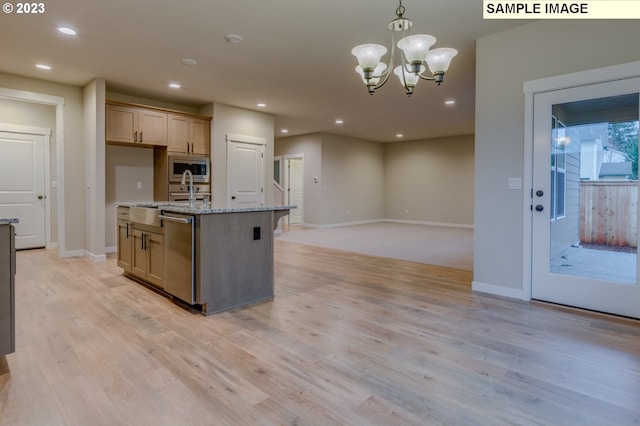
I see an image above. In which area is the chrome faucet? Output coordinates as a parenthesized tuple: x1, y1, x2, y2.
(180, 169, 195, 208)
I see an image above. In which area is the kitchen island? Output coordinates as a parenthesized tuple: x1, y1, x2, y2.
(1, 218, 18, 375)
(116, 203, 291, 315)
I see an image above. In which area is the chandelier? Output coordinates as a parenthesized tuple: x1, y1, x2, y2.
(351, 0, 457, 96)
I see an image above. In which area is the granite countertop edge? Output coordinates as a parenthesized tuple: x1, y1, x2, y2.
(0, 218, 19, 225)
(116, 202, 294, 215)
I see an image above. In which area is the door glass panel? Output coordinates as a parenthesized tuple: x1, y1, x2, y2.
(549, 93, 639, 284)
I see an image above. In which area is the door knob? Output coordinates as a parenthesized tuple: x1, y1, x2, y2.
(37, 195, 44, 200)
(535, 204, 544, 212)
(231, 195, 236, 200)
(536, 190, 544, 197)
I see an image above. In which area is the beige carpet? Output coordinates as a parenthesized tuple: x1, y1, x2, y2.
(276, 222, 474, 271)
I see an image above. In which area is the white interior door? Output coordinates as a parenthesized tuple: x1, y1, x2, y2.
(227, 139, 264, 208)
(531, 77, 640, 318)
(287, 158, 304, 224)
(0, 131, 46, 249)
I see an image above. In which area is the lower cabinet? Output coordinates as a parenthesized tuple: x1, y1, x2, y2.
(117, 220, 132, 273)
(131, 229, 164, 288)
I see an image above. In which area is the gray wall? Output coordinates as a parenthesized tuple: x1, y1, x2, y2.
(105, 145, 154, 250)
(321, 134, 384, 225)
(385, 135, 474, 226)
(212, 103, 275, 209)
(0, 72, 85, 253)
(276, 133, 384, 226)
(274, 134, 323, 224)
(474, 20, 640, 295)
(0, 97, 58, 242)
(276, 133, 473, 227)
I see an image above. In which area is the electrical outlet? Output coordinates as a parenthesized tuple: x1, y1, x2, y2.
(136, 181, 142, 190)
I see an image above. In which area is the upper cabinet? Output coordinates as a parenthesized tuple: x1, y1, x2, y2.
(106, 102, 168, 146)
(106, 101, 211, 153)
(167, 114, 211, 155)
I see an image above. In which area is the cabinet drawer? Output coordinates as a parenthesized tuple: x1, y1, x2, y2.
(117, 206, 130, 221)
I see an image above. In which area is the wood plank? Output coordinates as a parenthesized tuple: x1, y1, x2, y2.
(0, 242, 638, 425)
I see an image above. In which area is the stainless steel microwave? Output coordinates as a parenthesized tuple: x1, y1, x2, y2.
(168, 155, 210, 183)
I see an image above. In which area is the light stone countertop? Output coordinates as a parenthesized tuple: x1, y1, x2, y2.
(116, 202, 294, 215)
(0, 218, 19, 225)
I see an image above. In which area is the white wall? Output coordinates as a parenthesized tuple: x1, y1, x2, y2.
(211, 103, 275, 208)
(384, 135, 474, 226)
(0, 72, 85, 253)
(474, 20, 640, 295)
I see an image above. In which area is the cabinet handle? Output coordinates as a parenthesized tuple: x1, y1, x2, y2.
(191, 142, 194, 153)
(134, 131, 138, 143)
(126, 222, 129, 238)
(140, 132, 143, 143)
(186, 142, 190, 153)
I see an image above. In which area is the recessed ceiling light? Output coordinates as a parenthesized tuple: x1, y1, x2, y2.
(58, 27, 77, 36)
(335, 119, 344, 125)
(396, 133, 404, 138)
(169, 83, 181, 89)
(225, 34, 243, 43)
(36, 64, 52, 70)
(445, 100, 456, 105)
(181, 58, 198, 66)
(281, 129, 289, 134)
(256, 103, 266, 108)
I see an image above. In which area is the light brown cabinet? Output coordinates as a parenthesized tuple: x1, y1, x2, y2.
(131, 228, 163, 288)
(106, 103, 168, 146)
(167, 114, 210, 155)
(117, 220, 132, 273)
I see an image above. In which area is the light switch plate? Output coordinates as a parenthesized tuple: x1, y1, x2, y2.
(508, 177, 522, 190)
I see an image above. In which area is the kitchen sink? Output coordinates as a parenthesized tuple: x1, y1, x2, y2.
(130, 206, 162, 227)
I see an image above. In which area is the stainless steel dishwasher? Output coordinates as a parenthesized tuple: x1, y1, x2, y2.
(159, 212, 195, 304)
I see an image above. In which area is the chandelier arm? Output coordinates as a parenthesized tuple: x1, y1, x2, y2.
(416, 73, 436, 82)
(371, 38, 397, 91)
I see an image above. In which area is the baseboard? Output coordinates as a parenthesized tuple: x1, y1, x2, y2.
(105, 246, 117, 254)
(301, 218, 474, 230)
(312, 219, 382, 229)
(46, 242, 59, 249)
(84, 250, 107, 263)
(383, 219, 474, 229)
(58, 249, 84, 258)
(472, 280, 529, 301)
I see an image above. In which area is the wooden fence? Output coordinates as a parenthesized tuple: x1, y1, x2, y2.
(580, 181, 638, 248)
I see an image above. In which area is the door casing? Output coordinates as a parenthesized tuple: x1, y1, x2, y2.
(523, 60, 640, 301)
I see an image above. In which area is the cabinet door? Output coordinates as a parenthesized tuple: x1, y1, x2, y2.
(167, 114, 190, 153)
(106, 104, 138, 143)
(131, 229, 147, 279)
(146, 232, 164, 287)
(139, 109, 167, 146)
(190, 118, 210, 155)
(117, 221, 132, 273)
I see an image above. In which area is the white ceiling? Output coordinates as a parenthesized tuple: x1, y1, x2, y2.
(0, 0, 527, 142)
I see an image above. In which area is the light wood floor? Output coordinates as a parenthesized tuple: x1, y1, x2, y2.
(1, 241, 639, 425)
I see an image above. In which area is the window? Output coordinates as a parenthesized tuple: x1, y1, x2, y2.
(551, 116, 566, 221)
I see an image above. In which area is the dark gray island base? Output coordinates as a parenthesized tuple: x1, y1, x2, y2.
(195, 209, 290, 314)
(116, 204, 291, 315)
